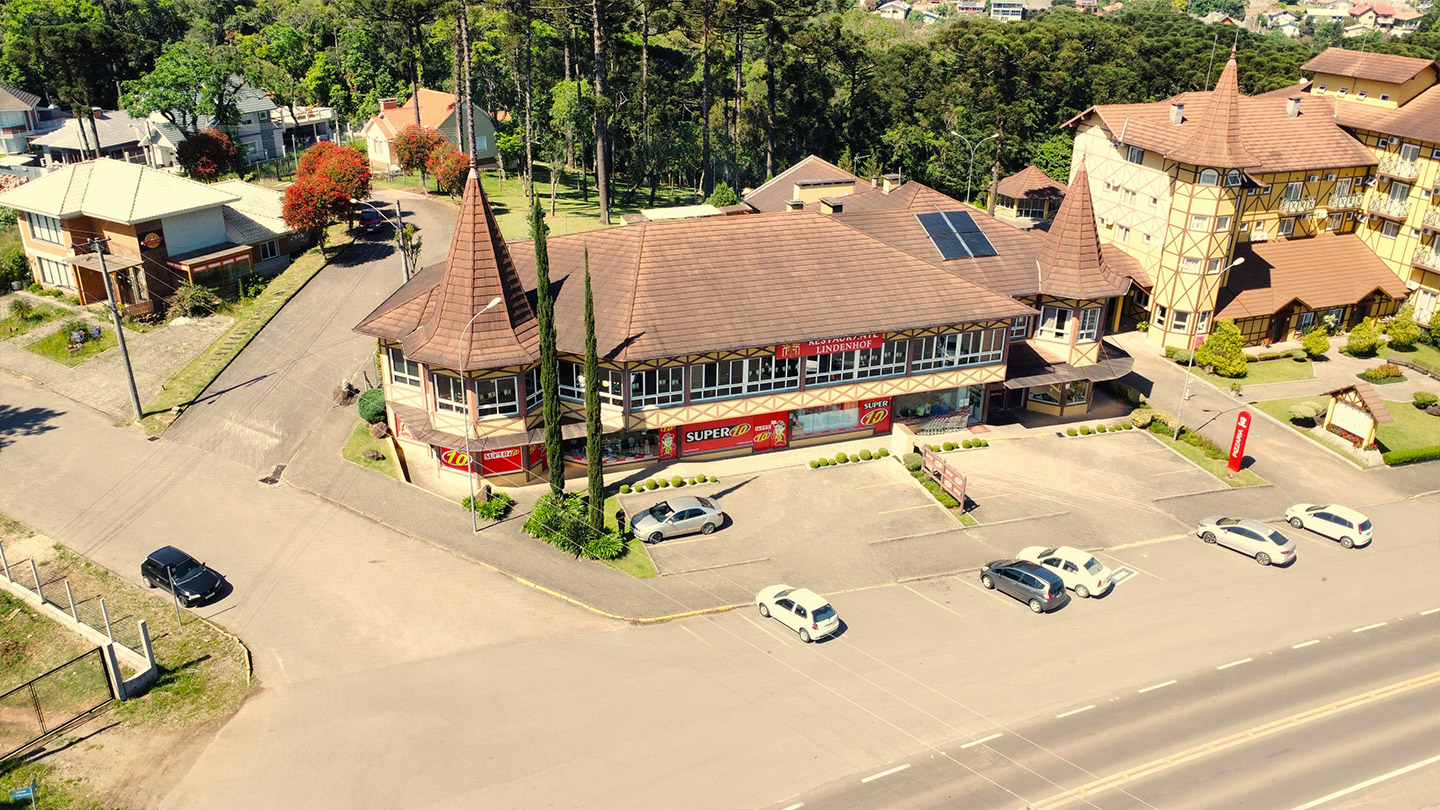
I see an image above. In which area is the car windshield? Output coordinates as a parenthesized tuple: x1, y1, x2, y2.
(1359, 519, 1372, 532)
(648, 503, 673, 519)
(168, 558, 203, 582)
(1083, 558, 1103, 574)
(1217, 517, 1239, 526)
(1038, 548, 1057, 557)
(1267, 531, 1290, 546)
(812, 604, 836, 622)
(697, 497, 714, 509)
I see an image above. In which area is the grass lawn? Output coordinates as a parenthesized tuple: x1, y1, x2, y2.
(1147, 429, 1268, 486)
(1374, 399, 1440, 455)
(1381, 342, 1440, 378)
(342, 422, 402, 480)
(1252, 394, 1366, 468)
(1, 762, 112, 810)
(23, 323, 119, 367)
(1190, 356, 1314, 388)
(141, 223, 346, 433)
(0, 302, 69, 340)
(602, 494, 658, 579)
(909, 468, 979, 524)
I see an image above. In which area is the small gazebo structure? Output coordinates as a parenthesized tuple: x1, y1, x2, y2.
(994, 165, 1067, 222)
(1320, 381, 1393, 449)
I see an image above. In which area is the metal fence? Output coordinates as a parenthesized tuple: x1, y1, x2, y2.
(0, 648, 114, 761)
(0, 542, 144, 658)
(249, 152, 299, 183)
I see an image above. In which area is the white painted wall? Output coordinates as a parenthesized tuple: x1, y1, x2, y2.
(160, 207, 227, 254)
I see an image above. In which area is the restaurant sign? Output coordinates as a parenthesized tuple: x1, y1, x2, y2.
(139, 229, 165, 250)
(776, 333, 883, 359)
(682, 412, 790, 454)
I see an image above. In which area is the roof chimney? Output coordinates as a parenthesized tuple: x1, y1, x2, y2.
(819, 197, 844, 214)
(786, 199, 804, 212)
(1169, 103, 1184, 126)
(882, 173, 901, 194)
(870, 176, 878, 189)
(380, 98, 398, 111)
(1286, 96, 1301, 119)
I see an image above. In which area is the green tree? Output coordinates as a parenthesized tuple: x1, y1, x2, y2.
(1031, 134, 1073, 183)
(582, 250, 604, 532)
(1345, 317, 1379, 356)
(706, 180, 739, 206)
(530, 200, 563, 496)
(1386, 301, 1422, 350)
(1302, 325, 1330, 358)
(1195, 319, 1247, 377)
(123, 40, 243, 134)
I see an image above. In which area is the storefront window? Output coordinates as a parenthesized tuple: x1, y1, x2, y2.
(911, 329, 1003, 373)
(895, 387, 976, 424)
(389, 347, 420, 387)
(562, 428, 662, 464)
(792, 402, 860, 438)
(474, 376, 520, 418)
(1066, 380, 1089, 404)
(631, 366, 686, 408)
(558, 361, 624, 405)
(805, 340, 908, 386)
(689, 357, 800, 402)
(1028, 385, 1061, 405)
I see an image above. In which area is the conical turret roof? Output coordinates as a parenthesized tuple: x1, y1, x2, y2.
(399, 169, 538, 370)
(1035, 160, 1131, 300)
(1166, 48, 1260, 170)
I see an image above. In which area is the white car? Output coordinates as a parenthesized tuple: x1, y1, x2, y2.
(1195, 516, 1297, 566)
(1016, 546, 1113, 598)
(1284, 504, 1372, 549)
(756, 585, 840, 643)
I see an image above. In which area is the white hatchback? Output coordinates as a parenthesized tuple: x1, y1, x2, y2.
(756, 585, 840, 643)
(1017, 546, 1114, 598)
(1284, 504, 1372, 548)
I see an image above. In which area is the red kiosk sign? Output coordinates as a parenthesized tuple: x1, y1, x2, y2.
(1227, 410, 1252, 473)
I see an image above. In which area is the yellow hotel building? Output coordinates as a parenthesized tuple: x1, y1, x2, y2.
(1066, 47, 1438, 348)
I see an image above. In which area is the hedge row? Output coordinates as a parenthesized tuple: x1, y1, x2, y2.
(810, 447, 889, 469)
(922, 439, 988, 452)
(1381, 446, 1440, 466)
(1064, 422, 1135, 437)
(618, 474, 717, 494)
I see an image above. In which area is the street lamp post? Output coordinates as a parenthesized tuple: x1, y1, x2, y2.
(350, 198, 412, 283)
(1174, 256, 1245, 441)
(461, 295, 505, 533)
(949, 131, 999, 206)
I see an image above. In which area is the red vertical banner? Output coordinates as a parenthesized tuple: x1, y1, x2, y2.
(859, 398, 893, 433)
(658, 427, 678, 460)
(1227, 410, 1252, 472)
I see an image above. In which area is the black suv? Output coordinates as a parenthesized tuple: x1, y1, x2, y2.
(141, 546, 224, 608)
(980, 559, 1070, 614)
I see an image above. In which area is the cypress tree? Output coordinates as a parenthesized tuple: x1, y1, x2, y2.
(531, 200, 564, 496)
(583, 250, 604, 532)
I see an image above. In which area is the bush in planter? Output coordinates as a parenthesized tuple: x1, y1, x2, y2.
(877, 448, 890, 457)
(979, 439, 989, 447)
(1302, 327, 1330, 358)
(1414, 392, 1439, 409)
(809, 460, 820, 469)
(619, 483, 632, 493)
(657, 478, 669, 488)
(645, 479, 658, 490)
(671, 475, 686, 487)
(903, 452, 922, 472)
(1289, 402, 1322, 425)
(859, 449, 872, 460)
(961, 440, 972, 449)
(942, 441, 955, 451)
(582, 532, 625, 560)
(356, 388, 387, 423)
(1066, 427, 1078, 437)
(1360, 363, 1404, 382)
(1079, 426, 1092, 435)
(848, 453, 859, 463)
(835, 452, 848, 464)
(1345, 317, 1380, 356)
(1122, 422, 1134, 430)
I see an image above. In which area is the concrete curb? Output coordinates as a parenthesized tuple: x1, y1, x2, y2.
(659, 557, 770, 576)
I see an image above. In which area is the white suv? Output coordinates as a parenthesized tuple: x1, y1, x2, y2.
(1285, 504, 1372, 548)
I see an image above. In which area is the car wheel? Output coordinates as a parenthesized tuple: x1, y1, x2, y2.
(758, 603, 770, 618)
(1075, 585, 1090, 599)
(981, 575, 995, 590)
(1340, 536, 1355, 549)
(1256, 552, 1271, 566)
(1289, 517, 1304, 529)
(647, 532, 664, 544)
(701, 522, 715, 535)
(143, 576, 156, 589)
(1202, 531, 1217, 544)
(799, 629, 812, 643)
(1028, 598, 1043, 613)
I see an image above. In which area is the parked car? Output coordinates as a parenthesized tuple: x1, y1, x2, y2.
(630, 496, 725, 543)
(358, 208, 384, 233)
(141, 546, 224, 607)
(1195, 517, 1297, 566)
(756, 585, 841, 642)
(980, 560, 1070, 613)
(1016, 546, 1113, 598)
(1284, 504, 1372, 549)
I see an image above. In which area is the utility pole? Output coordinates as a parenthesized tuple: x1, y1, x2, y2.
(395, 202, 412, 282)
(89, 237, 143, 421)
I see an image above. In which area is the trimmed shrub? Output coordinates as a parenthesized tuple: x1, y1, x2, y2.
(1079, 426, 1092, 435)
(1130, 409, 1154, 428)
(1414, 392, 1439, 409)
(877, 448, 890, 457)
(1360, 363, 1405, 382)
(1257, 351, 1281, 361)
(1122, 422, 1134, 430)
(357, 388, 387, 424)
(819, 457, 831, 466)
(1289, 402, 1323, 424)
(686, 477, 696, 485)
(859, 449, 873, 460)
(848, 454, 859, 463)
(1387, 302, 1423, 350)
(978, 439, 988, 446)
(810, 460, 820, 469)
(645, 479, 658, 490)
(657, 478, 669, 488)
(902, 452, 922, 471)
(943, 441, 956, 451)
(1147, 420, 1170, 436)
(1289, 348, 1307, 361)
(1382, 446, 1440, 466)
(619, 484, 632, 493)
(1345, 317, 1380, 356)
(1066, 427, 1078, 437)
(961, 440, 972, 449)
(835, 452, 848, 464)
(1302, 327, 1330, 358)
(1097, 425, 1109, 433)
(671, 475, 686, 487)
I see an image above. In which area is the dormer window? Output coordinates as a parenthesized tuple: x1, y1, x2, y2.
(1198, 168, 1220, 186)
(1380, 94, 1390, 101)
(1357, 91, 1368, 100)
(1317, 84, 1328, 93)
(1338, 88, 1348, 97)
(1225, 170, 1242, 187)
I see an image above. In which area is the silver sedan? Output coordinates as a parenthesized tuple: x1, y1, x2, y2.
(630, 496, 725, 544)
(1195, 516, 1297, 566)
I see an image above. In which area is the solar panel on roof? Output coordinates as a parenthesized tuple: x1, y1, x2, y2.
(916, 211, 998, 260)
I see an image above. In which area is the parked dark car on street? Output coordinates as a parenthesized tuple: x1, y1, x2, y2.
(980, 559, 1070, 613)
(359, 208, 384, 233)
(141, 546, 224, 607)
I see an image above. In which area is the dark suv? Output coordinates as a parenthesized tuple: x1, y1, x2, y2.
(980, 560, 1070, 613)
(141, 546, 224, 608)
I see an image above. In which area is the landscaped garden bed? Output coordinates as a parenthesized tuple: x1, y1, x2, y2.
(1254, 393, 1440, 466)
(24, 319, 119, 366)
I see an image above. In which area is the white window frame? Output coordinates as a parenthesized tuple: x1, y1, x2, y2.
(1036, 306, 1072, 341)
(807, 340, 909, 385)
(1278, 218, 1295, 236)
(1195, 310, 1211, 334)
(689, 356, 801, 401)
(1154, 305, 1168, 329)
(1198, 169, 1220, 186)
(1010, 316, 1030, 339)
(1170, 310, 1191, 333)
(472, 376, 521, 418)
(558, 361, 624, 405)
(1284, 181, 1303, 202)
(1334, 176, 1352, 196)
(1115, 225, 1130, 244)
(1189, 214, 1211, 231)
(1206, 257, 1224, 274)
(259, 240, 280, 261)
(1121, 188, 1136, 205)
(1076, 307, 1103, 342)
(1127, 145, 1145, 165)
(1180, 257, 1202, 273)
(34, 255, 73, 288)
(911, 329, 1003, 372)
(432, 372, 467, 413)
(1327, 212, 1343, 230)
(27, 214, 63, 244)
(1214, 215, 1232, 232)
(1381, 220, 1400, 238)
(1224, 170, 1243, 187)
(388, 347, 421, 387)
(630, 366, 686, 409)
(525, 367, 542, 410)
(1131, 288, 1151, 309)
(1411, 287, 1437, 326)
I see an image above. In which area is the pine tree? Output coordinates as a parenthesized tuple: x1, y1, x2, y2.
(583, 250, 604, 532)
(531, 200, 564, 496)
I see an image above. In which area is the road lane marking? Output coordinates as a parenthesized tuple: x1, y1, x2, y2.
(1026, 670, 1440, 810)
(961, 733, 1003, 749)
(1056, 705, 1096, 719)
(1292, 639, 1321, 649)
(779, 804, 804, 810)
(1152, 467, 1198, 476)
(1421, 607, 1440, 616)
(902, 584, 967, 620)
(1288, 753, 1440, 810)
(1139, 680, 1177, 693)
(878, 504, 940, 514)
(679, 624, 714, 648)
(1218, 658, 1253, 670)
(856, 481, 905, 489)
(1352, 622, 1387, 633)
(861, 764, 910, 783)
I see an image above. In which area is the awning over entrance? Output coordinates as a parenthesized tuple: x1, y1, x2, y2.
(164, 242, 252, 274)
(390, 402, 590, 451)
(67, 252, 144, 273)
(1216, 234, 1409, 320)
(1002, 340, 1134, 390)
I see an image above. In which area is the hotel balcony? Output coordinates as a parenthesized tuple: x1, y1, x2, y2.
(1366, 196, 1410, 222)
(1415, 247, 1440, 273)
(1326, 192, 1365, 210)
(1278, 196, 1317, 215)
(1425, 207, 1440, 230)
(1377, 154, 1420, 181)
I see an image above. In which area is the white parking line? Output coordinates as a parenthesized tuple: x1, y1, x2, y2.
(1289, 754, 1440, 810)
(1056, 705, 1096, 719)
(878, 504, 940, 515)
(1421, 607, 1440, 616)
(856, 481, 906, 490)
(1217, 658, 1253, 670)
(961, 733, 1003, 749)
(861, 764, 911, 783)
(1139, 680, 1177, 693)
(779, 804, 805, 810)
(1292, 639, 1321, 649)
(1352, 622, 1387, 633)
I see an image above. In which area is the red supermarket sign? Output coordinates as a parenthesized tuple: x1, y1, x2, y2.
(859, 397, 892, 433)
(776, 333, 883, 359)
(435, 446, 524, 475)
(682, 412, 790, 454)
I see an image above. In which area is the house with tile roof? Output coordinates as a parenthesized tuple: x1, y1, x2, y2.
(362, 89, 499, 173)
(353, 153, 1138, 491)
(28, 110, 185, 170)
(1065, 47, 1428, 349)
(0, 83, 43, 157)
(994, 165, 1068, 223)
(0, 158, 297, 313)
(875, 0, 913, 19)
(739, 154, 861, 213)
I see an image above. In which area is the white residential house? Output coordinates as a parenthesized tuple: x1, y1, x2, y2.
(876, 0, 912, 19)
(361, 88, 499, 173)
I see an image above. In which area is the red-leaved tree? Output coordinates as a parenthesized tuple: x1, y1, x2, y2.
(282, 173, 348, 256)
(433, 150, 471, 197)
(296, 142, 371, 202)
(296, 141, 340, 178)
(177, 129, 240, 181)
(392, 126, 445, 177)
